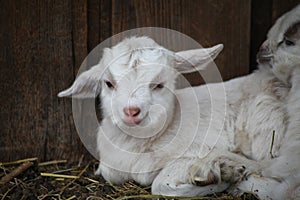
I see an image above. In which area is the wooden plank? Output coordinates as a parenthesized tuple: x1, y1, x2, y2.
(111, 0, 251, 86)
(187, 0, 251, 83)
(87, 0, 112, 52)
(88, 0, 102, 52)
(272, 0, 300, 23)
(0, 0, 50, 161)
(52, 0, 89, 161)
(249, 0, 273, 72)
(0, 0, 89, 162)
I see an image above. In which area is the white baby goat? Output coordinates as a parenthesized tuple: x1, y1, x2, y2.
(234, 5, 300, 200)
(58, 34, 288, 197)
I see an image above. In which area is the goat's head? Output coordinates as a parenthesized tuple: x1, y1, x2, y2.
(257, 5, 300, 85)
(58, 36, 223, 137)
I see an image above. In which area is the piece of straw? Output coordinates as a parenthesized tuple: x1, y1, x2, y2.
(0, 161, 33, 184)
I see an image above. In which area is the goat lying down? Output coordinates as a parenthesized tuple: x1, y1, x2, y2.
(234, 5, 300, 199)
(58, 5, 300, 199)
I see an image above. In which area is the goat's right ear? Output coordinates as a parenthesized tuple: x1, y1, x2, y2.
(58, 65, 102, 98)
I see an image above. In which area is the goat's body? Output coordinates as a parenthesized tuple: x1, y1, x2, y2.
(96, 66, 288, 195)
(233, 68, 300, 200)
(233, 5, 300, 199)
(59, 6, 300, 197)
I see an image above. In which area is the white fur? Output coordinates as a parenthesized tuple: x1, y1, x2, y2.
(233, 5, 300, 200)
(58, 9, 300, 198)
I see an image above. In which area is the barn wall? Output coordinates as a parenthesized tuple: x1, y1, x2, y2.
(0, 0, 299, 162)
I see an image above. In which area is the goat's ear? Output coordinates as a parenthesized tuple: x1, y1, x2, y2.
(175, 44, 223, 73)
(58, 65, 102, 98)
(285, 21, 300, 41)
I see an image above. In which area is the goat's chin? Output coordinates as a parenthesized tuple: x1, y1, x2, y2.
(272, 64, 293, 85)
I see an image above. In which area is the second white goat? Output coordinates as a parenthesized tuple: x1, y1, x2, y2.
(233, 5, 300, 200)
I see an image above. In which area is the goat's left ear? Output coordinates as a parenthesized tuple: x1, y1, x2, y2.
(285, 21, 300, 41)
(58, 64, 102, 98)
(175, 44, 223, 73)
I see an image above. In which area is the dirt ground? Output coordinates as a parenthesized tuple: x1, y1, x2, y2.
(0, 158, 259, 200)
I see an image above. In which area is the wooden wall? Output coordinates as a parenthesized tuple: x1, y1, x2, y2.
(0, 0, 299, 162)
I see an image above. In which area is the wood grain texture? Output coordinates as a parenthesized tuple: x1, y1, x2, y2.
(0, 0, 89, 162)
(250, 0, 273, 71)
(272, 0, 299, 22)
(185, 0, 251, 84)
(111, 0, 251, 85)
(88, 0, 112, 52)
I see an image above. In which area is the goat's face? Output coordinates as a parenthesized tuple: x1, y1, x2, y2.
(257, 5, 300, 85)
(58, 36, 223, 137)
(101, 47, 177, 137)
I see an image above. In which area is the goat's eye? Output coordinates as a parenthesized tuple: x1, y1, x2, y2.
(150, 83, 164, 90)
(104, 80, 115, 90)
(278, 37, 295, 47)
(284, 38, 295, 46)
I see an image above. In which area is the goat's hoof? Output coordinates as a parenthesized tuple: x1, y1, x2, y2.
(193, 171, 219, 186)
(188, 157, 250, 187)
(188, 160, 220, 186)
(219, 159, 247, 183)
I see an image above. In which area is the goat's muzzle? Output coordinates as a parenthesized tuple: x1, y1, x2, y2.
(257, 42, 273, 65)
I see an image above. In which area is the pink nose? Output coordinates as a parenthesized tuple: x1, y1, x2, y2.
(123, 107, 141, 117)
(259, 42, 269, 52)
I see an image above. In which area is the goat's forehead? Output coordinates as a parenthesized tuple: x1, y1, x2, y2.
(107, 49, 173, 81)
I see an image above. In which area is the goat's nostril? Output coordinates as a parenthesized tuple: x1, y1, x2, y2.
(124, 107, 141, 117)
(257, 41, 273, 64)
(259, 45, 269, 53)
(260, 41, 269, 51)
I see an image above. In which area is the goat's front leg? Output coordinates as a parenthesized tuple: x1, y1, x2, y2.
(188, 149, 261, 186)
(151, 158, 229, 197)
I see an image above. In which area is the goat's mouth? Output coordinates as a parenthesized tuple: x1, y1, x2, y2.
(122, 117, 142, 126)
(257, 52, 274, 65)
